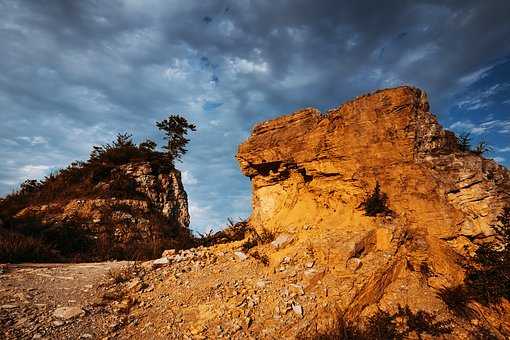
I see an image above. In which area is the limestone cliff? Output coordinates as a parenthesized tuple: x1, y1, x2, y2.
(233, 86, 510, 335)
(237, 86, 509, 241)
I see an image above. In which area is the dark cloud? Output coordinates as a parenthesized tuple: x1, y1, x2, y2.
(1, 0, 509, 230)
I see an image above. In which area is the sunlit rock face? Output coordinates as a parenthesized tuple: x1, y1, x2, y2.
(237, 86, 510, 240)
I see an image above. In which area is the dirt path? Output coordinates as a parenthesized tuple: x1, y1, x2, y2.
(0, 261, 128, 340)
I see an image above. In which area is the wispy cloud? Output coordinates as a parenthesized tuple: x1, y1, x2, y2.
(181, 170, 198, 185)
(456, 84, 507, 111)
(450, 120, 510, 135)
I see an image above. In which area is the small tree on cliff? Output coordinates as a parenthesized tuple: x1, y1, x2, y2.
(156, 115, 196, 163)
(456, 132, 472, 152)
(360, 182, 393, 217)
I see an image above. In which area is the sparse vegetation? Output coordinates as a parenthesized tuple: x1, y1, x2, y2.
(0, 230, 54, 262)
(455, 131, 493, 156)
(457, 132, 472, 152)
(194, 218, 252, 247)
(473, 141, 493, 156)
(299, 305, 452, 340)
(359, 182, 393, 217)
(439, 207, 510, 314)
(241, 227, 275, 252)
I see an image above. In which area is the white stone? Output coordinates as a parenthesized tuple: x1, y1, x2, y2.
(292, 302, 303, 317)
(346, 257, 362, 272)
(256, 280, 269, 288)
(271, 234, 294, 249)
(234, 251, 248, 261)
(153, 257, 170, 266)
(53, 306, 83, 320)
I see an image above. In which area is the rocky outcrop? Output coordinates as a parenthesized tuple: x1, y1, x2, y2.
(234, 86, 510, 334)
(237, 86, 509, 240)
(121, 162, 190, 229)
(2, 161, 191, 261)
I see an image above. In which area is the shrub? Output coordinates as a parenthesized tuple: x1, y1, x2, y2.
(298, 305, 452, 340)
(457, 132, 472, 152)
(439, 207, 510, 312)
(241, 227, 275, 252)
(250, 251, 270, 266)
(455, 131, 493, 156)
(107, 262, 143, 284)
(194, 218, 252, 247)
(359, 182, 393, 217)
(473, 141, 493, 156)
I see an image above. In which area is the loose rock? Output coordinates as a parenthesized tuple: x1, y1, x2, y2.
(271, 234, 294, 250)
(53, 306, 84, 320)
(153, 257, 170, 266)
(234, 251, 248, 261)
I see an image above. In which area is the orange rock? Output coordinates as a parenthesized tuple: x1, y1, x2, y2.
(237, 86, 509, 240)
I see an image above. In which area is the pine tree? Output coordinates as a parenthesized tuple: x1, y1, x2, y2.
(156, 115, 196, 163)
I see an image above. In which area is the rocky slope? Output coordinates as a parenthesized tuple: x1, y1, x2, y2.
(69, 86, 508, 339)
(3, 86, 509, 339)
(0, 160, 192, 261)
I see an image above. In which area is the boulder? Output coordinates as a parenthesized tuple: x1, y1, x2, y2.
(271, 234, 294, 250)
(234, 251, 248, 261)
(53, 306, 84, 320)
(153, 257, 170, 266)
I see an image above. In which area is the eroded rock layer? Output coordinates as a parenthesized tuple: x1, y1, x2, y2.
(230, 86, 510, 335)
(237, 86, 509, 240)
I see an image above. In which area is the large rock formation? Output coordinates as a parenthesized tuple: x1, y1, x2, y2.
(237, 86, 509, 241)
(234, 86, 510, 334)
(0, 161, 191, 261)
(43, 87, 509, 339)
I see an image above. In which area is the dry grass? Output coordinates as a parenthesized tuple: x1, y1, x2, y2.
(0, 230, 53, 263)
(106, 262, 144, 284)
(298, 306, 452, 340)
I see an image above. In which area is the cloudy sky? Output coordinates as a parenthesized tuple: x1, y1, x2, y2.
(1, 1, 509, 232)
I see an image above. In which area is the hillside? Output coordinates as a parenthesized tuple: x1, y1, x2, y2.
(91, 86, 508, 339)
(0, 134, 193, 262)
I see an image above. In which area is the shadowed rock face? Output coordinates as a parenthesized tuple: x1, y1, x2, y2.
(237, 86, 509, 240)
(3, 162, 191, 261)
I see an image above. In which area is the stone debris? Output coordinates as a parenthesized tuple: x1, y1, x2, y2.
(256, 279, 269, 289)
(153, 257, 170, 266)
(0, 304, 17, 309)
(53, 306, 84, 320)
(162, 249, 176, 257)
(289, 283, 305, 296)
(346, 257, 362, 272)
(291, 302, 303, 317)
(271, 234, 294, 250)
(234, 251, 248, 261)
